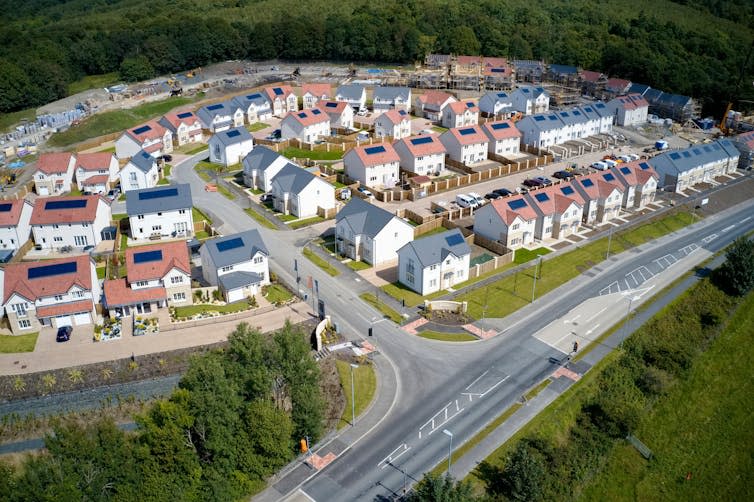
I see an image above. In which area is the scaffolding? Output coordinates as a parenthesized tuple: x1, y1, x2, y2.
(543, 84, 581, 108)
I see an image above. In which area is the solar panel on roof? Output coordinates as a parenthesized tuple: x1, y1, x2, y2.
(603, 173, 616, 181)
(44, 199, 87, 210)
(581, 179, 594, 187)
(132, 125, 152, 135)
(297, 112, 307, 119)
(496, 93, 508, 98)
(669, 152, 681, 160)
(177, 112, 193, 119)
(534, 116, 546, 122)
(399, 110, 407, 115)
(595, 103, 605, 109)
(692, 148, 701, 155)
(28, 261, 77, 280)
(572, 110, 581, 116)
(521, 88, 530, 93)
(273, 88, 284, 95)
(216, 236, 244, 252)
(410, 136, 433, 145)
(712, 144, 721, 151)
(682, 151, 691, 158)
(247, 93, 261, 99)
(534, 193, 550, 202)
(703, 145, 712, 153)
(226, 129, 241, 138)
(311, 109, 321, 115)
(364, 145, 386, 155)
(444, 233, 465, 246)
(138, 187, 178, 200)
(639, 162, 650, 170)
(507, 199, 527, 210)
(133, 249, 163, 264)
(458, 127, 476, 135)
(584, 107, 593, 112)
(490, 122, 510, 130)
(0, 203, 12, 212)
(548, 115, 558, 121)
(620, 167, 631, 174)
(560, 112, 569, 117)
(491, 68, 504, 73)
(207, 103, 224, 111)
(325, 102, 337, 108)
(466, 102, 475, 108)
(560, 186, 575, 195)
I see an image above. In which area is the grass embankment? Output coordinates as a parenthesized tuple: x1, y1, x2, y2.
(457, 211, 694, 318)
(174, 300, 253, 318)
(0, 333, 39, 353)
(288, 216, 325, 229)
(359, 293, 402, 323)
(417, 331, 477, 342)
(381, 282, 446, 308)
(67, 72, 119, 95)
(263, 284, 293, 305)
(336, 360, 377, 430)
(302, 247, 339, 277)
(246, 122, 270, 132)
(48, 96, 197, 147)
(244, 208, 277, 229)
(346, 260, 371, 271)
(0, 108, 36, 133)
(281, 147, 344, 161)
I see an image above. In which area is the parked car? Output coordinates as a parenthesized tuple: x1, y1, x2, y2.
(484, 192, 502, 200)
(493, 188, 513, 197)
(357, 186, 374, 198)
(553, 170, 575, 180)
(56, 325, 72, 343)
(523, 176, 551, 187)
(161, 154, 173, 162)
(107, 188, 120, 200)
(455, 193, 478, 209)
(591, 161, 608, 170)
(260, 193, 274, 203)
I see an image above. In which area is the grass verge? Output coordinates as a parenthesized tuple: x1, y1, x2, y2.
(359, 293, 403, 323)
(524, 379, 552, 401)
(346, 260, 371, 271)
(417, 331, 477, 342)
(174, 301, 253, 318)
(246, 122, 270, 132)
(282, 147, 344, 160)
(192, 207, 210, 224)
(336, 360, 377, 430)
(244, 208, 277, 229)
(0, 332, 39, 353)
(289, 216, 325, 229)
(263, 284, 294, 305)
(381, 282, 446, 308)
(303, 248, 339, 277)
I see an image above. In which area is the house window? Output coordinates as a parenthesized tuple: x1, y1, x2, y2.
(253, 256, 263, 264)
(18, 319, 32, 329)
(173, 292, 186, 301)
(137, 215, 144, 220)
(129, 172, 137, 182)
(157, 212, 162, 216)
(53, 237, 63, 242)
(53, 224, 60, 229)
(445, 259, 451, 265)
(429, 279, 437, 288)
(171, 276, 184, 284)
(179, 209, 186, 214)
(221, 265, 233, 272)
(429, 264, 437, 271)
(152, 225, 162, 231)
(13, 303, 28, 317)
(54, 295, 64, 301)
(511, 224, 520, 230)
(406, 259, 415, 275)
(406, 272, 414, 284)
(136, 281, 148, 287)
(73, 291, 84, 298)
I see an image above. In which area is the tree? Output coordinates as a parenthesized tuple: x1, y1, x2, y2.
(712, 236, 754, 296)
(408, 473, 476, 502)
(119, 55, 155, 82)
(500, 441, 546, 502)
(0, 59, 31, 112)
(447, 26, 481, 55)
(240, 399, 294, 479)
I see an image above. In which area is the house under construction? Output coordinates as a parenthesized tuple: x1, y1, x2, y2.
(412, 54, 516, 92)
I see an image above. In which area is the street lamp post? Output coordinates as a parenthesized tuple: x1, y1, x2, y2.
(621, 295, 639, 347)
(350, 363, 358, 426)
(442, 429, 453, 475)
(606, 225, 613, 259)
(531, 256, 543, 303)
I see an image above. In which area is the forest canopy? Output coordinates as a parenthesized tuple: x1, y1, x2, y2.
(0, 0, 752, 116)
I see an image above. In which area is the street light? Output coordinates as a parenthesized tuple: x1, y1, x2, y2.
(621, 295, 640, 347)
(350, 363, 358, 426)
(531, 256, 543, 303)
(442, 429, 453, 474)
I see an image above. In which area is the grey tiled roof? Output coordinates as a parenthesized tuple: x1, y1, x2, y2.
(242, 146, 287, 173)
(129, 150, 157, 173)
(203, 230, 268, 269)
(336, 84, 365, 101)
(218, 271, 264, 292)
(398, 228, 470, 268)
(210, 126, 253, 147)
(270, 163, 317, 194)
(126, 183, 193, 216)
(373, 86, 410, 102)
(336, 197, 396, 239)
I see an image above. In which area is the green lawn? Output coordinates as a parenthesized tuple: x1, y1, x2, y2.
(67, 72, 119, 95)
(457, 211, 695, 318)
(68, 187, 82, 196)
(195, 230, 210, 240)
(47, 96, 197, 147)
(417, 331, 477, 342)
(278, 213, 297, 222)
(157, 178, 170, 185)
(174, 301, 252, 318)
(289, 216, 325, 229)
(0, 332, 39, 353)
(578, 291, 754, 502)
(513, 247, 551, 264)
(0, 107, 37, 133)
(177, 143, 208, 155)
(303, 248, 339, 277)
(96, 266, 106, 280)
(346, 260, 371, 271)
(415, 226, 452, 239)
(244, 208, 277, 229)
(432, 125, 448, 133)
(217, 184, 234, 200)
(381, 282, 446, 308)
(161, 164, 171, 177)
(192, 207, 210, 224)
(336, 360, 377, 429)
(120, 232, 128, 250)
(246, 122, 270, 132)
(263, 284, 293, 305)
(524, 379, 552, 401)
(359, 293, 403, 323)
(282, 147, 344, 160)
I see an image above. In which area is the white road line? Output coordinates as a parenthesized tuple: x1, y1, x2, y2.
(298, 489, 317, 502)
(586, 306, 608, 323)
(564, 314, 582, 324)
(742, 216, 751, 223)
(721, 225, 735, 233)
(702, 233, 718, 243)
(465, 370, 489, 391)
(378, 444, 410, 468)
(585, 323, 600, 336)
(479, 375, 510, 397)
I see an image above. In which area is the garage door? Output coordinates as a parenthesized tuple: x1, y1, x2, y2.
(73, 312, 91, 325)
(55, 315, 72, 327)
(226, 288, 245, 304)
(38, 187, 49, 196)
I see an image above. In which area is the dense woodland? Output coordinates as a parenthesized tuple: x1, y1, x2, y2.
(0, 0, 752, 116)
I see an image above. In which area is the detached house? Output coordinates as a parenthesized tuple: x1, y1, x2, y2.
(317, 100, 354, 130)
(34, 152, 76, 196)
(197, 101, 245, 133)
(231, 92, 273, 123)
(120, 150, 160, 193)
(511, 86, 550, 115)
(209, 127, 254, 167)
(31, 195, 112, 250)
(606, 93, 649, 126)
(414, 90, 457, 122)
(103, 240, 192, 318)
(126, 184, 193, 241)
(115, 120, 173, 159)
(573, 174, 624, 224)
(394, 135, 447, 176)
(397, 229, 471, 295)
(482, 120, 521, 157)
(0, 199, 34, 252)
(374, 109, 411, 139)
(75, 152, 119, 194)
(439, 126, 489, 165)
(280, 108, 330, 143)
(159, 111, 203, 147)
(474, 195, 537, 249)
(300, 83, 332, 109)
(344, 143, 400, 189)
(264, 85, 298, 117)
(525, 188, 583, 240)
(335, 197, 414, 265)
(242, 146, 292, 192)
(478, 91, 515, 119)
(3, 255, 99, 334)
(200, 230, 270, 302)
(335, 84, 367, 111)
(269, 163, 335, 218)
(372, 86, 411, 113)
(442, 101, 479, 129)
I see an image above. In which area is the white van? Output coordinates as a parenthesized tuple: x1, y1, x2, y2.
(592, 161, 608, 170)
(456, 193, 478, 209)
(467, 192, 485, 206)
(618, 154, 631, 163)
(603, 159, 617, 168)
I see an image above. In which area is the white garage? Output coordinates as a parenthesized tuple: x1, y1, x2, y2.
(55, 315, 72, 327)
(73, 312, 92, 325)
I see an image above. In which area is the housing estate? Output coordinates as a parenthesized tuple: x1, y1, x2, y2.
(397, 229, 471, 295)
(335, 84, 367, 111)
(231, 92, 273, 123)
(478, 91, 515, 118)
(393, 135, 447, 177)
(200, 230, 270, 302)
(372, 86, 412, 113)
(125, 184, 193, 241)
(441, 101, 479, 129)
(30, 195, 112, 250)
(209, 127, 254, 167)
(606, 93, 650, 126)
(280, 108, 330, 143)
(115, 120, 173, 159)
(197, 101, 245, 133)
(242, 146, 292, 192)
(300, 83, 332, 109)
(269, 164, 335, 218)
(413, 90, 456, 122)
(316, 100, 354, 130)
(0, 199, 33, 252)
(344, 143, 400, 188)
(159, 111, 203, 146)
(34, 152, 76, 196)
(264, 86, 298, 116)
(648, 139, 740, 192)
(74, 152, 119, 194)
(482, 120, 522, 157)
(439, 126, 489, 165)
(374, 109, 411, 139)
(473, 195, 538, 249)
(119, 150, 160, 193)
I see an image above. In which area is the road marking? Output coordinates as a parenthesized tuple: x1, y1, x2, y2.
(678, 243, 699, 256)
(464, 371, 489, 391)
(742, 216, 751, 223)
(586, 307, 608, 323)
(585, 323, 600, 336)
(378, 443, 410, 469)
(702, 233, 718, 243)
(721, 224, 735, 233)
(599, 281, 620, 295)
(418, 400, 464, 438)
(564, 314, 582, 324)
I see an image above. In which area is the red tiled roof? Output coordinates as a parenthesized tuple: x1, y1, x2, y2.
(265, 85, 295, 101)
(456, 56, 508, 68)
(580, 70, 603, 82)
(636, 168, 658, 185)
(144, 143, 163, 153)
(81, 174, 110, 186)
(161, 110, 199, 129)
(482, 120, 521, 140)
(301, 83, 332, 98)
(579, 173, 622, 199)
(103, 279, 167, 307)
(125, 240, 190, 282)
(627, 93, 649, 108)
(397, 135, 446, 156)
(484, 66, 513, 77)
(379, 109, 410, 126)
(316, 100, 350, 115)
(606, 78, 630, 91)
(126, 120, 166, 142)
(735, 131, 754, 149)
(284, 109, 329, 127)
(36, 152, 74, 175)
(3, 255, 93, 303)
(417, 90, 456, 108)
(615, 96, 638, 110)
(36, 299, 93, 318)
(490, 195, 538, 225)
(349, 143, 400, 167)
(554, 193, 581, 213)
(445, 125, 487, 145)
(30, 195, 102, 225)
(447, 101, 479, 114)
(0, 199, 29, 227)
(76, 152, 114, 172)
